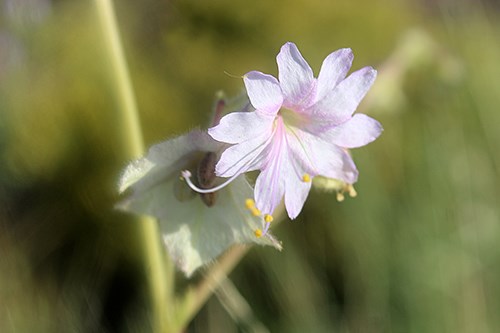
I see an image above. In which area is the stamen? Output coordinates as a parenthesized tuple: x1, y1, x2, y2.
(181, 169, 242, 194)
(347, 184, 357, 198)
(264, 214, 273, 223)
(245, 198, 255, 209)
(263, 221, 271, 234)
(254, 229, 263, 238)
(302, 173, 311, 182)
(336, 192, 345, 202)
(250, 207, 261, 217)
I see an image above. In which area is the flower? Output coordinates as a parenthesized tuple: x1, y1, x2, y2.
(117, 129, 281, 277)
(206, 42, 382, 224)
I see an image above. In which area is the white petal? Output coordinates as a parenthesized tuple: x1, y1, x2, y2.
(254, 162, 286, 217)
(338, 150, 359, 184)
(208, 111, 275, 144)
(283, 163, 312, 220)
(254, 121, 289, 215)
(315, 48, 353, 102)
(215, 132, 270, 178)
(308, 66, 377, 124)
(286, 127, 358, 183)
(277, 42, 316, 109)
(244, 71, 283, 114)
(322, 114, 383, 148)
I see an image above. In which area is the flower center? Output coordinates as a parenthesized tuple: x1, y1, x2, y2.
(279, 107, 307, 129)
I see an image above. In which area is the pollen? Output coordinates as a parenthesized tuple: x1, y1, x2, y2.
(254, 229, 263, 238)
(251, 207, 261, 217)
(302, 173, 311, 182)
(245, 198, 255, 209)
(347, 184, 357, 198)
(264, 214, 274, 223)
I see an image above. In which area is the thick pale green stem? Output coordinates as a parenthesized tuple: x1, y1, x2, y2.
(95, 0, 143, 157)
(94, 0, 173, 331)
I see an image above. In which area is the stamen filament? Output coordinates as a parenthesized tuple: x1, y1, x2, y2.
(181, 170, 241, 194)
(250, 208, 261, 217)
(347, 184, 357, 197)
(263, 221, 271, 234)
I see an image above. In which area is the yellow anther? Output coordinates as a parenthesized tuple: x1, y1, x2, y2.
(302, 173, 311, 182)
(347, 185, 357, 198)
(336, 192, 345, 202)
(264, 214, 274, 223)
(251, 207, 261, 217)
(254, 229, 263, 238)
(245, 198, 255, 209)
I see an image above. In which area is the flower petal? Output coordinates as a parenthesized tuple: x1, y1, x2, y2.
(254, 120, 288, 215)
(215, 132, 270, 178)
(321, 113, 383, 148)
(315, 48, 353, 102)
(244, 71, 283, 114)
(286, 127, 358, 183)
(208, 111, 275, 144)
(277, 42, 315, 109)
(254, 161, 286, 217)
(283, 159, 312, 219)
(338, 150, 359, 184)
(308, 66, 377, 124)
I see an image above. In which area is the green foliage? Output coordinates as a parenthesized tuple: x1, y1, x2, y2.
(1, 0, 500, 332)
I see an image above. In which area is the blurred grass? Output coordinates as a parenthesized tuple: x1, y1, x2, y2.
(1, 0, 500, 332)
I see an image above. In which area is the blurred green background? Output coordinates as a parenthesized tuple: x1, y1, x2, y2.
(2, 0, 500, 332)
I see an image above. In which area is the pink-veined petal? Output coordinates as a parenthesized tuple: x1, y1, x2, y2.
(254, 120, 288, 215)
(283, 155, 312, 219)
(315, 48, 353, 102)
(254, 165, 285, 217)
(208, 111, 275, 144)
(338, 150, 359, 184)
(308, 66, 377, 124)
(286, 127, 358, 183)
(277, 42, 315, 109)
(215, 132, 270, 178)
(244, 71, 283, 114)
(321, 114, 383, 148)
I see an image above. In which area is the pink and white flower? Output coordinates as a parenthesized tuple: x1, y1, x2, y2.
(185, 42, 382, 230)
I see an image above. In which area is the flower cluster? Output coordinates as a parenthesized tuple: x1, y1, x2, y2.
(118, 42, 382, 276)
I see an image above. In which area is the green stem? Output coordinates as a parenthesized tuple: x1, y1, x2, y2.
(94, 0, 174, 331)
(173, 245, 250, 331)
(95, 0, 143, 157)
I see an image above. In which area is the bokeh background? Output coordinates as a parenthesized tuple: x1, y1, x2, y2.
(2, 0, 500, 332)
